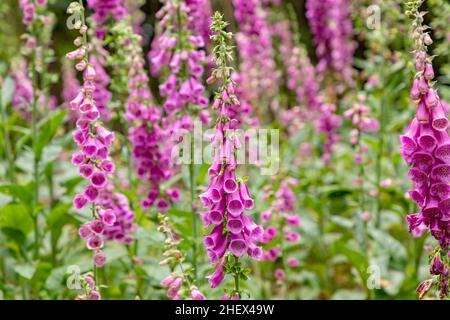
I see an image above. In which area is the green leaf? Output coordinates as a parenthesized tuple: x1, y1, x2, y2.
(333, 242, 369, 286)
(1, 76, 14, 107)
(46, 203, 72, 228)
(34, 110, 66, 159)
(14, 264, 36, 280)
(0, 203, 33, 235)
(0, 184, 33, 204)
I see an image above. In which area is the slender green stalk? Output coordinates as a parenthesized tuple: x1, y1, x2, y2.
(374, 23, 388, 230)
(234, 256, 240, 298)
(190, 136, 198, 281)
(357, 123, 368, 254)
(30, 50, 40, 260)
(47, 167, 57, 266)
(91, 203, 100, 289)
(0, 87, 16, 183)
(127, 245, 142, 298)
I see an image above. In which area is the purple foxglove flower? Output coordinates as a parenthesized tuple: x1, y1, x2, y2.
(90, 220, 104, 234)
(400, 118, 419, 157)
(285, 214, 301, 227)
(96, 125, 114, 146)
(99, 209, 116, 226)
(100, 160, 115, 174)
(79, 163, 94, 178)
(227, 190, 244, 217)
(190, 286, 206, 300)
(274, 268, 285, 281)
(71, 152, 85, 166)
(229, 233, 247, 257)
(431, 164, 450, 183)
(91, 172, 107, 188)
(408, 189, 426, 207)
(207, 234, 228, 264)
(425, 89, 438, 108)
(93, 252, 107, 267)
(410, 79, 421, 100)
(87, 236, 104, 251)
(204, 225, 224, 249)
(430, 183, 450, 200)
(88, 290, 101, 300)
(431, 103, 449, 131)
(287, 258, 300, 267)
(417, 124, 437, 152)
(160, 275, 175, 288)
(79, 225, 92, 239)
(207, 260, 225, 288)
(247, 245, 263, 260)
(223, 168, 238, 194)
(74, 194, 88, 209)
(227, 218, 244, 235)
(207, 206, 225, 225)
(424, 63, 434, 80)
(84, 184, 99, 202)
(416, 100, 429, 124)
(239, 180, 254, 210)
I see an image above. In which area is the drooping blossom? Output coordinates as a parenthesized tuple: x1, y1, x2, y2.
(200, 13, 263, 291)
(401, 1, 449, 299)
(66, 1, 116, 270)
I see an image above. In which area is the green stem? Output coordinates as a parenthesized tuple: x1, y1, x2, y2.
(31, 50, 40, 261)
(48, 168, 57, 267)
(375, 26, 388, 230)
(357, 127, 368, 254)
(91, 203, 100, 290)
(234, 256, 240, 297)
(0, 88, 15, 183)
(190, 135, 197, 281)
(127, 245, 142, 298)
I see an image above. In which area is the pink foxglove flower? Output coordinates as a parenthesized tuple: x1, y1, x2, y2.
(401, 30, 449, 252)
(232, 0, 279, 116)
(401, 1, 450, 299)
(344, 94, 379, 164)
(306, 0, 356, 89)
(316, 103, 342, 165)
(87, 0, 127, 27)
(200, 13, 263, 291)
(67, 1, 117, 271)
(260, 179, 301, 268)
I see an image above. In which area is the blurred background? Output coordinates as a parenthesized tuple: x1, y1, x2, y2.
(0, 0, 449, 300)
